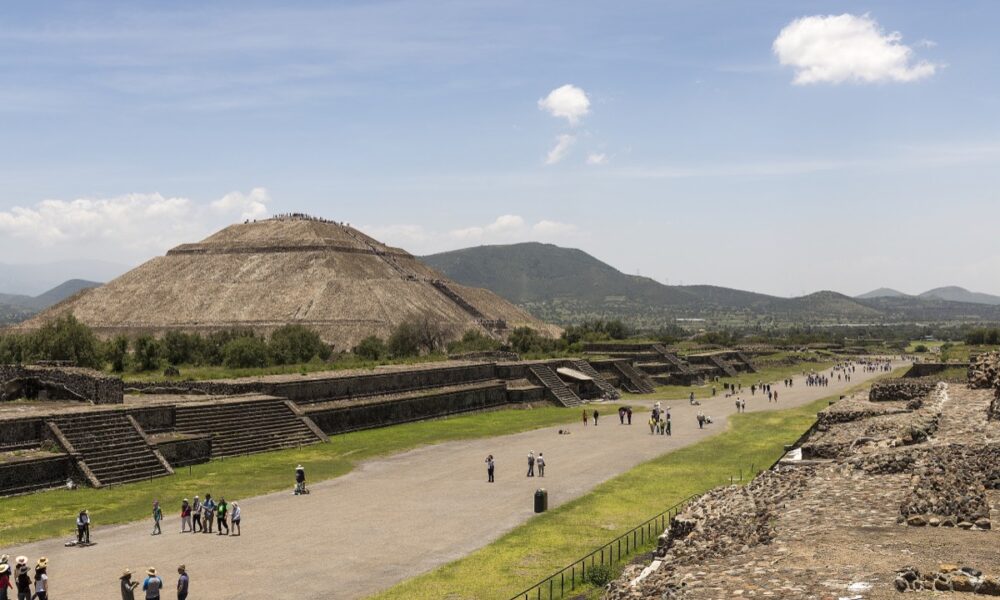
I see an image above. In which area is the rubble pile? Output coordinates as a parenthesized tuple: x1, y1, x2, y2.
(895, 565, 1000, 595)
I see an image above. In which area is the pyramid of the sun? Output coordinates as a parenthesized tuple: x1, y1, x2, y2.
(20, 215, 560, 348)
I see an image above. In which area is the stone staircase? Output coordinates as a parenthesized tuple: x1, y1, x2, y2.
(709, 355, 739, 377)
(48, 412, 172, 487)
(528, 365, 583, 407)
(175, 398, 325, 458)
(652, 344, 692, 374)
(431, 280, 487, 319)
(735, 351, 757, 373)
(570, 360, 617, 396)
(613, 361, 656, 394)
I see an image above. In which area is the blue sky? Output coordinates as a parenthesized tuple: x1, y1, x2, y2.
(1, 1, 998, 297)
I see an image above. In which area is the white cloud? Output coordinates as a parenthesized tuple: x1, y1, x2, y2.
(366, 215, 581, 254)
(538, 84, 591, 125)
(449, 214, 526, 241)
(586, 153, 608, 166)
(773, 13, 936, 84)
(0, 189, 271, 263)
(545, 134, 576, 165)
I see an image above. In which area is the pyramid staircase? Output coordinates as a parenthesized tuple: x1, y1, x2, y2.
(529, 365, 583, 407)
(735, 352, 757, 373)
(652, 344, 692, 374)
(709, 355, 739, 377)
(570, 360, 617, 396)
(175, 397, 326, 458)
(431, 280, 487, 319)
(47, 412, 172, 487)
(613, 361, 656, 394)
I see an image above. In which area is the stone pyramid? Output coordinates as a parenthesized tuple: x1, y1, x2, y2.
(19, 215, 559, 348)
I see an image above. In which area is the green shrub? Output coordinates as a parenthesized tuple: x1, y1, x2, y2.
(132, 335, 162, 371)
(162, 331, 202, 366)
(353, 336, 388, 361)
(0, 334, 25, 364)
(222, 336, 269, 369)
(913, 344, 929, 353)
(388, 321, 422, 358)
(269, 324, 331, 365)
(24, 314, 102, 368)
(105, 336, 130, 372)
(447, 329, 500, 354)
(584, 563, 614, 587)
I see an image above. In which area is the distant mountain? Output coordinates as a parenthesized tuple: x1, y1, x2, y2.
(421, 243, 1000, 326)
(856, 288, 911, 299)
(0, 260, 127, 296)
(919, 286, 1000, 306)
(0, 280, 103, 324)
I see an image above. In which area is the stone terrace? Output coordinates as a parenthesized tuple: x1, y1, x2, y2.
(607, 373, 1000, 600)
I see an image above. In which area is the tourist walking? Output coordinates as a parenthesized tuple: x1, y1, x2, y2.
(216, 498, 229, 535)
(142, 568, 163, 600)
(740, 398, 746, 413)
(526, 451, 535, 477)
(618, 407, 625, 424)
(697, 412, 705, 429)
(33, 558, 47, 600)
(151, 501, 163, 535)
(191, 496, 202, 533)
(202, 495, 216, 534)
(230, 502, 241, 536)
(666, 413, 672, 435)
(593, 409, 599, 426)
(76, 509, 90, 544)
(120, 569, 138, 600)
(485, 455, 495, 482)
(180, 499, 192, 533)
(582, 409, 588, 427)
(14, 558, 29, 600)
(537, 453, 545, 477)
(0, 561, 10, 600)
(626, 407, 632, 424)
(176, 566, 189, 600)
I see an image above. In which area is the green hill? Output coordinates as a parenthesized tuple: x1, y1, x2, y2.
(421, 243, 1000, 327)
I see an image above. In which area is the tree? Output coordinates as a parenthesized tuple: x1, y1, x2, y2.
(387, 321, 422, 358)
(162, 331, 201, 366)
(133, 335, 162, 371)
(352, 336, 388, 361)
(24, 314, 101, 368)
(105, 336, 130, 372)
(447, 329, 500, 354)
(269, 325, 331, 365)
(0, 334, 25, 364)
(222, 336, 270, 369)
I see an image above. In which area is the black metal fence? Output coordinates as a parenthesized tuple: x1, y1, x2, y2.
(507, 463, 763, 600)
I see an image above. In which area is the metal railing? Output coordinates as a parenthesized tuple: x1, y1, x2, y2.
(508, 463, 762, 600)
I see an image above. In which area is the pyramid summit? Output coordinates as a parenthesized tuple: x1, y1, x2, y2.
(17, 214, 559, 347)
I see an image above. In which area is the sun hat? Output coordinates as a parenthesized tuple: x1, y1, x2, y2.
(147, 567, 156, 576)
(177, 564, 185, 572)
(121, 569, 132, 578)
(15, 556, 27, 566)
(1, 554, 8, 563)
(36, 557, 48, 568)
(0, 564, 9, 575)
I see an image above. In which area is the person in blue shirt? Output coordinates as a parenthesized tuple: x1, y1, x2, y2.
(142, 567, 162, 600)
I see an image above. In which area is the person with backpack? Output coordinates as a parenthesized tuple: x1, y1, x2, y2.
(142, 568, 163, 600)
(202, 495, 216, 534)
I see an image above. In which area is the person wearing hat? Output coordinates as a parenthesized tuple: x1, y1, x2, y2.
(201, 494, 215, 534)
(294, 464, 306, 495)
(180, 499, 192, 533)
(191, 496, 202, 533)
(230, 501, 241, 536)
(142, 567, 162, 600)
(175, 565, 189, 600)
(0, 560, 11, 600)
(13, 558, 29, 600)
(32, 558, 48, 600)
(120, 569, 138, 600)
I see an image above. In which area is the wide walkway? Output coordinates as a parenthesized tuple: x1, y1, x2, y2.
(4, 362, 903, 599)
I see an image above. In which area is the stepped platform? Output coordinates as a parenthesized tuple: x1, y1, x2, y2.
(614, 361, 656, 394)
(528, 365, 583, 407)
(49, 411, 172, 487)
(174, 395, 325, 458)
(570, 360, 617, 396)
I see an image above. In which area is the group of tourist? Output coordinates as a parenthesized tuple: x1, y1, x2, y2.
(649, 402, 672, 435)
(171, 495, 241, 536)
(617, 406, 633, 424)
(525, 451, 546, 477)
(0, 555, 47, 600)
(581, 409, 600, 426)
(120, 565, 188, 600)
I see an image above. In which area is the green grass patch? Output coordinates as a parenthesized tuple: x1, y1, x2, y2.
(0, 403, 620, 545)
(369, 394, 838, 600)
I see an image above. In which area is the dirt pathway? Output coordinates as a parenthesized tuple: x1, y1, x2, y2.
(3, 362, 903, 599)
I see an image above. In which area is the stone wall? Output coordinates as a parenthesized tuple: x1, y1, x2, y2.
(0, 454, 75, 495)
(0, 365, 123, 404)
(154, 435, 212, 467)
(969, 352, 1000, 421)
(905, 362, 969, 378)
(0, 417, 46, 449)
(128, 405, 176, 434)
(869, 379, 936, 402)
(305, 383, 508, 435)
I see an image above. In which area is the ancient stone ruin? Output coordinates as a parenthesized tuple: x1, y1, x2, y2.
(606, 358, 1000, 599)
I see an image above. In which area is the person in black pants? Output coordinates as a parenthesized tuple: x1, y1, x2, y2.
(485, 455, 495, 483)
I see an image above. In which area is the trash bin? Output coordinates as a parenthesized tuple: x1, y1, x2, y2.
(534, 488, 548, 513)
